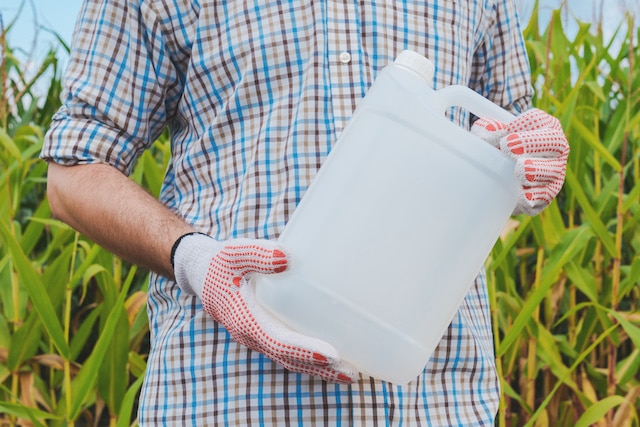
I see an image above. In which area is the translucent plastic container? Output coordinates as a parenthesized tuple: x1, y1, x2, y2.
(253, 51, 519, 384)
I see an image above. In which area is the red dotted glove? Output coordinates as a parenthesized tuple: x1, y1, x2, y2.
(471, 108, 570, 216)
(172, 233, 357, 383)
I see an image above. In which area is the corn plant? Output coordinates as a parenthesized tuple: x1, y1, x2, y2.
(0, 16, 160, 426)
(488, 4, 640, 426)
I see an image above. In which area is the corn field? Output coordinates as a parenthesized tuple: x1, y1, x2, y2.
(1, 4, 639, 427)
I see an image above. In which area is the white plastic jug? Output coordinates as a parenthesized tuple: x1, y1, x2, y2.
(253, 51, 519, 384)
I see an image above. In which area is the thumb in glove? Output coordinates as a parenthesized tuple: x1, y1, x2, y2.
(171, 232, 358, 384)
(471, 108, 570, 216)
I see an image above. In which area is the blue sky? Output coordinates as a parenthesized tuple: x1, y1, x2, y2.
(2, 0, 83, 60)
(0, 0, 637, 82)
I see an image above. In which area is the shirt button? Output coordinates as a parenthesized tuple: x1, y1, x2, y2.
(339, 51, 352, 64)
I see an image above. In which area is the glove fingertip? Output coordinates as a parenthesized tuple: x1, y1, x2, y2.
(273, 249, 287, 258)
(330, 361, 359, 384)
(271, 249, 289, 272)
(338, 373, 356, 383)
(312, 352, 329, 363)
(513, 192, 548, 217)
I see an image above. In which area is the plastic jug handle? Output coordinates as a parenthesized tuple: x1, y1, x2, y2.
(432, 85, 516, 124)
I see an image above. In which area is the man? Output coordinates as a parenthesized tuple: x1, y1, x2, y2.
(42, 0, 568, 424)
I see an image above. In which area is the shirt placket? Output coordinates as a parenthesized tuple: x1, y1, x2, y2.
(325, 0, 365, 136)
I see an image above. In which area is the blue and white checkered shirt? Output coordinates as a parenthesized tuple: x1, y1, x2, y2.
(43, 0, 532, 424)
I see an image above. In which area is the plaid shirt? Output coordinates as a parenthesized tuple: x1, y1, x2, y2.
(43, 0, 532, 425)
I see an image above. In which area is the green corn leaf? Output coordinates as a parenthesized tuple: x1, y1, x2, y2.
(543, 202, 567, 243)
(602, 101, 630, 156)
(620, 256, 640, 297)
(0, 255, 25, 323)
(0, 314, 10, 348)
(63, 264, 135, 420)
(128, 351, 148, 378)
(488, 216, 531, 270)
(574, 396, 625, 427)
(140, 149, 165, 197)
(615, 349, 640, 388)
(98, 306, 130, 415)
(0, 219, 71, 358)
(6, 313, 41, 371)
(501, 380, 531, 413)
(535, 325, 580, 393)
(70, 306, 102, 360)
(608, 310, 640, 350)
(25, 217, 73, 230)
(497, 226, 593, 356)
(626, 108, 640, 133)
(66, 242, 104, 287)
(564, 168, 618, 257)
(574, 306, 601, 354)
(0, 402, 61, 426)
(594, 174, 621, 217)
(563, 261, 598, 302)
(116, 374, 145, 427)
(570, 117, 622, 172)
(41, 245, 74, 309)
(553, 302, 593, 328)
(525, 323, 619, 426)
(21, 201, 52, 255)
(557, 54, 598, 129)
(623, 181, 640, 212)
(0, 127, 23, 166)
(583, 81, 606, 103)
(77, 261, 109, 304)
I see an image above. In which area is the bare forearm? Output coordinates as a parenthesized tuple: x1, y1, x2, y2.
(47, 162, 194, 279)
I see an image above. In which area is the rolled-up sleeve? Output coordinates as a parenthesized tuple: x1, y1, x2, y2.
(470, 0, 533, 114)
(42, 0, 189, 175)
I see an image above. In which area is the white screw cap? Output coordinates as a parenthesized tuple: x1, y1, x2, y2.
(394, 50, 435, 83)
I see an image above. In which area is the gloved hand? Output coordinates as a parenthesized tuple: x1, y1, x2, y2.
(471, 108, 570, 216)
(171, 232, 357, 384)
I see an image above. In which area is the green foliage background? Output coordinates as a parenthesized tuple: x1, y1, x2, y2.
(1, 5, 639, 427)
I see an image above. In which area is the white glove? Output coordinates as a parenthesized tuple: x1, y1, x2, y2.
(172, 233, 357, 383)
(471, 108, 570, 216)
